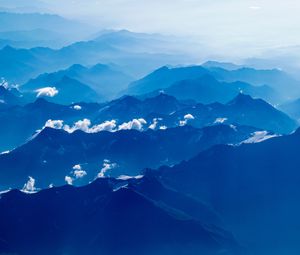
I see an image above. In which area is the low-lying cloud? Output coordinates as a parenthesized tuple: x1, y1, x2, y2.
(41, 118, 147, 134)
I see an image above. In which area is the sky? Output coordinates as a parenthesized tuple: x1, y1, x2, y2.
(39, 0, 300, 49)
(2, 0, 300, 58)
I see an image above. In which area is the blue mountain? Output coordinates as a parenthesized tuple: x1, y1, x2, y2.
(279, 98, 300, 121)
(126, 66, 280, 104)
(23, 75, 103, 105)
(22, 63, 134, 99)
(157, 127, 300, 255)
(207, 66, 300, 99)
(0, 124, 259, 189)
(0, 176, 242, 255)
(0, 85, 23, 108)
(0, 33, 189, 84)
(0, 93, 296, 152)
(160, 75, 277, 104)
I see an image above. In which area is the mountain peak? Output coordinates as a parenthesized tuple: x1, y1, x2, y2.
(112, 95, 141, 106)
(227, 93, 254, 105)
(67, 64, 86, 72)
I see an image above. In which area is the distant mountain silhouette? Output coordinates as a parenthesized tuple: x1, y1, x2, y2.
(162, 75, 277, 104)
(207, 66, 300, 99)
(279, 98, 300, 121)
(23, 75, 103, 105)
(127, 66, 281, 103)
(0, 28, 70, 48)
(0, 12, 90, 36)
(0, 32, 190, 84)
(127, 66, 210, 95)
(22, 63, 134, 99)
(202, 61, 243, 70)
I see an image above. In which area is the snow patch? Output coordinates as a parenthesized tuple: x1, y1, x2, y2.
(214, 118, 228, 124)
(36, 87, 58, 98)
(242, 131, 278, 144)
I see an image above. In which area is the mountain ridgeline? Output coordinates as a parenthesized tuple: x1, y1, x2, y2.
(1, 11, 300, 255)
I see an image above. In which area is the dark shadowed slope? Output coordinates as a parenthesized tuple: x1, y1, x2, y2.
(158, 128, 300, 255)
(0, 177, 243, 255)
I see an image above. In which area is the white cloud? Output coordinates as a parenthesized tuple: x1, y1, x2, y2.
(118, 118, 147, 131)
(73, 105, 82, 110)
(22, 176, 38, 193)
(64, 119, 117, 133)
(36, 87, 59, 98)
(44, 119, 64, 129)
(41, 118, 148, 135)
(72, 164, 87, 179)
(97, 159, 117, 178)
(179, 114, 195, 126)
(160, 125, 167, 130)
(65, 175, 73, 185)
(184, 114, 195, 120)
(90, 120, 117, 133)
(64, 119, 91, 133)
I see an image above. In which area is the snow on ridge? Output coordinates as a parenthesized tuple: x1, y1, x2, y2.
(36, 87, 59, 98)
(242, 131, 279, 144)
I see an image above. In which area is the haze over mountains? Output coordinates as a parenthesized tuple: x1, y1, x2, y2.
(2, 2, 300, 255)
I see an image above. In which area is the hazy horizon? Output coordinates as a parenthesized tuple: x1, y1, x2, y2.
(1, 1, 299, 55)
(2, 0, 300, 72)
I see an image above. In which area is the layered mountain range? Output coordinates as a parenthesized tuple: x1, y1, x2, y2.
(1, 9, 300, 255)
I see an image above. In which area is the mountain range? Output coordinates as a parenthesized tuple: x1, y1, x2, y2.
(22, 63, 134, 100)
(157, 127, 300, 255)
(127, 64, 300, 103)
(0, 93, 296, 152)
(0, 124, 261, 190)
(0, 30, 194, 84)
(0, 176, 242, 255)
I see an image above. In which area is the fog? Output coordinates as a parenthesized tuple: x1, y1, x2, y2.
(34, 1, 300, 53)
(2, 0, 300, 70)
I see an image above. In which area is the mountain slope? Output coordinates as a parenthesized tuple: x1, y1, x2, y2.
(158, 128, 300, 255)
(0, 124, 259, 189)
(0, 177, 241, 255)
(25, 75, 102, 105)
(0, 85, 24, 108)
(161, 74, 278, 104)
(207, 66, 300, 99)
(0, 93, 296, 152)
(279, 98, 300, 121)
(22, 63, 134, 99)
(126, 65, 210, 95)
